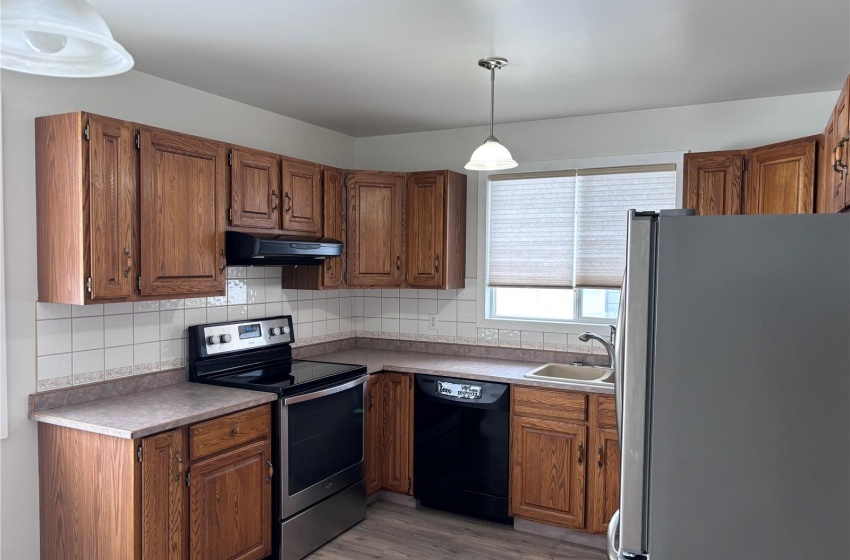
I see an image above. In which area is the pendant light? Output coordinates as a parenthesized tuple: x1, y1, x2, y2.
(1, 0, 133, 78)
(465, 57, 517, 171)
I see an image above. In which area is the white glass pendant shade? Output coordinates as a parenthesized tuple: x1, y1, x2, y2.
(465, 135, 518, 170)
(1, 0, 133, 77)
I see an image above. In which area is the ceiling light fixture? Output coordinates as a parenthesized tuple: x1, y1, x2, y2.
(1, 0, 133, 78)
(465, 57, 517, 171)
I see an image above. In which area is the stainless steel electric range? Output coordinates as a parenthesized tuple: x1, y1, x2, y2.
(188, 316, 368, 560)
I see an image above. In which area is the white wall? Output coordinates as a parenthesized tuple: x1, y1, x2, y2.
(0, 69, 356, 560)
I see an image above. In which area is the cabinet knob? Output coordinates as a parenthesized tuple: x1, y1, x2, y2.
(231, 425, 240, 436)
(396, 255, 401, 271)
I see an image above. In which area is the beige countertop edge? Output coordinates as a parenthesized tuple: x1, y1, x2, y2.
(28, 389, 278, 440)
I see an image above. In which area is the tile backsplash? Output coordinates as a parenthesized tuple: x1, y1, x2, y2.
(35, 270, 604, 391)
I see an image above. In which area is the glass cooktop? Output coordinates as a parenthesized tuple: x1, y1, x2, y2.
(202, 359, 365, 396)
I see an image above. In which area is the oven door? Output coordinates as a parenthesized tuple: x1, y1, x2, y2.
(279, 374, 368, 519)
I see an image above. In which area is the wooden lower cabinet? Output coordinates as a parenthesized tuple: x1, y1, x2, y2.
(587, 427, 621, 535)
(38, 404, 272, 560)
(365, 374, 385, 495)
(364, 372, 414, 496)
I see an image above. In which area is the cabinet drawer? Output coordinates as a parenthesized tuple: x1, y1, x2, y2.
(598, 396, 617, 429)
(513, 386, 587, 421)
(190, 404, 270, 461)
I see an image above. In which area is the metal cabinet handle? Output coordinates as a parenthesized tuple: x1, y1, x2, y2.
(834, 135, 849, 176)
(219, 249, 226, 275)
(231, 425, 240, 436)
(271, 189, 279, 211)
(123, 247, 132, 278)
(578, 441, 584, 465)
(267, 459, 274, 477)
(173, 451, 183, 483)
(597, 444, 604, 469)
(434, 254, 440, 274)
(326, 260, 332, 272)
(284, 192, 292, 214)
(396, 255, 401, 271)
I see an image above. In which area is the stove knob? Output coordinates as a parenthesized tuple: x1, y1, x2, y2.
(269, 327, 278, 336)
(207, 335, 217, 345)
(283, 326, 291, 335)
(220, 334, 232, 343)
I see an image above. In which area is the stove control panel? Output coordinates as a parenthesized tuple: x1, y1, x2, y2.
(200, 316, 294, 356)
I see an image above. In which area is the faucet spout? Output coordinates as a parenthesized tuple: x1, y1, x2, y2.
(578, 331, 615, 369)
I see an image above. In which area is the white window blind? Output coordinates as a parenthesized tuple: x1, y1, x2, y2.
(486, 165, 676, 290)
(487, 172, 576, 288)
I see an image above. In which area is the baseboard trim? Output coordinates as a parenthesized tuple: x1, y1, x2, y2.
(513, 518, 606, 550)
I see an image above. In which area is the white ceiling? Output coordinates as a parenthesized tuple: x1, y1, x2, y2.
(90, 0, 850, 137)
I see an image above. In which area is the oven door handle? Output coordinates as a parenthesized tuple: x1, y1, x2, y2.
(283, 374, 369, 406)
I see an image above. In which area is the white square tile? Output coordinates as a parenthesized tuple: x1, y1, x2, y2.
(206, 306, 228, 323)
(326, 289, 340, 299)
(227, 279, 247, 305)
(248, 304, 265, 319)
(264, 278, 282, 303)
(457, 322, 478, 339)
(207, 294, 227, 307)
(521, 330, 544, 349)
(382, 298, 400, 319)
(381, 318, 400, 333)
(37, 303, 71, 320)
(246, 278, 265, 304)
(325, 297, 340, 320)
(104, 302, 135, 315)
(160, 339, 186, 362)
(228, 305, 248, 321)
(326, 319, 340, 334)
(247, 266, 265, 279)
(279, 301, 294, 316)
(499, 329, 521, 348)
(227, 266, 247, 278)
(264, 267, 282, 278)
(437, 300, 457, 322)
(134, 301, 160, 313)
(104, 314, 134, 348)
(457, 282, 477, 301)
(296, 300, 313, 323)
(73, 349, 104, 375)
(568, 333, 594, 354)
(340, 317, 354, 333)
(338, 298, 352, 319)
(418, 299, 438, 317)
(364, 297, 382, 318)
(72, 316, 104, 351)
(72, 304, 103, 317)
(311, 290, 326, 300)
(399, 298, 418, 320)
(133, 312, 159, 344)
(184, 297, 207, 309)
(418, 289, 438, 299)
(105, 345, 133, 370)
(354, 297, 364, 316)
(37, 318, 72, 356)
(134, 342, 160, 366)
(295, 322, 312, 339)
(354, 317, 364, 331)
(159, 299, 184, 311)
(544, 332, 568, 351)
(437, 321, 457, 338)
(437, 289, 458, 300)
(37, 353, 72, 380)
(160, 310, 185, 340)
(477, 328, 499, 346)
(313, 299, 328, 322)
(312, 320, 327, 336)
(297, 290, 314, 301)
(281, 289, 299, 302)
(457, 300, 476, 323)
(364, 317, 382, 332)
(398, 289, 418, 298)
(381, 289, 399, 298)
(399, 319, 418, 334)
(185, 308, 207, 327)
(265, 302, 283, 317)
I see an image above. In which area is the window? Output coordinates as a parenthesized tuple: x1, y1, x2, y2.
(486, 164, 676, 324)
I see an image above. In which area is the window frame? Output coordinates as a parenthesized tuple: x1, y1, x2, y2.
(476, 151, 685, 334)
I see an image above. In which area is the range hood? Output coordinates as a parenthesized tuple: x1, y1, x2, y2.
(226, 231, 343, 266)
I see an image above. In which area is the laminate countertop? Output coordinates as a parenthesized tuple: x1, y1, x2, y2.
(29, 382, 277, 439)
(304, 348, 615, 395)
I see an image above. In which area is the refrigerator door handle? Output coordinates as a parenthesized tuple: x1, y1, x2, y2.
(607, 509, 621, 560)
(614, 280, 626, 440)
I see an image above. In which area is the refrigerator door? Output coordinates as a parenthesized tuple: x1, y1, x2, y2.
(646, 214, 850, 559)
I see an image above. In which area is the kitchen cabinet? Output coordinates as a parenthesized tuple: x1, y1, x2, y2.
(817, 113, 834, 214)
(586, 395, 620, 535)
(745, 137, 816, 215)
(139, 126, 228, 297)
(38, 404, 272, 560)
(282, 156, 323, 235)
(280, 166, 346, 290)
(830, 77, 849, 212)
(365, 373, 385, 495)
(406, 171, 467, 289)
(229, 146, 281, 230)
(346, 171, 407, 287)
(36, 112, 138, 304)
(683, 151, 744, 216)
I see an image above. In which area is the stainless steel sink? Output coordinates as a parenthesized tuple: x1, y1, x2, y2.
(523, 363, 614, 384)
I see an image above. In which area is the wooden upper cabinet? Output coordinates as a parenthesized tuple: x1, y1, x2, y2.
(322, 166, 345, 288)
(141, 428, 186, 560)
(139, 126, 227, 297)
(189, 439, 272, 560)
(381, 372, 413, 495)
(346, 172, 407, 287)
(36, 112, 138, 304)
(406, 171, 467, 289)
(746, 137, 816, 215)
(834, 77, 850, 212)
(683, 151, 744, 215)
(365, 374, 384, 496)
(230, 147, 281, 230)
(587, 427, 620, 535)
(817, 117, 833, 214)
(282, 157, 323, 235)
(510, 416, 587, 529)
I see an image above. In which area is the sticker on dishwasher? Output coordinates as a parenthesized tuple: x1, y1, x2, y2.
(437, 380, 483, 399)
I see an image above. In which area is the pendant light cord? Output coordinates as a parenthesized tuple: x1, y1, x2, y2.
(490, 67, 496, 139)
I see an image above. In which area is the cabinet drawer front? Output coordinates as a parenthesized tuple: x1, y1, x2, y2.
(513, 386, 587, 421)
(597, 396, 617, 429)
(190, 405, 270, 461)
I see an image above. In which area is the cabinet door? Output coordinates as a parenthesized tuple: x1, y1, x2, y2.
(142, 428, 186, 560)
(230, 148, 280, 230)
(139, 127, 227, 296)
(833, 80, 849, 212)
(683, 151, 744, 215)
(407, 172, 445, 288)
(88, 115, 138, 301)
(817, 118, 833, 214)
(346, 172, 406, 287)
(510, 416, 587, 529)
(365, 374, 384, 495)
(382, 372, 412, 494)
(746, 138, 816, 214)
(189, 440, 272, 560)
(587, 428, 620, 535)
(322, 167, 345, 288)
(282, 157, 322, 234)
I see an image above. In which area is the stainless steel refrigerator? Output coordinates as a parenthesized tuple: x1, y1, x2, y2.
(606, 210, 850, 560)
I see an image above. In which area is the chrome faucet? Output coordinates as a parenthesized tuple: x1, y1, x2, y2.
(579, 325, 616, 369)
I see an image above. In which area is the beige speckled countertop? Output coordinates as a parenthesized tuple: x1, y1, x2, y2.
(305, 348, 615, 395)
(29, 383, 277, 439)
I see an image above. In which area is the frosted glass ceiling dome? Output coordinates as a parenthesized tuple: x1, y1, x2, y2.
(1, 0, 133, 77)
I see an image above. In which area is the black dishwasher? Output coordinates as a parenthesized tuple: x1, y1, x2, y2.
(413, 374, 511, 524)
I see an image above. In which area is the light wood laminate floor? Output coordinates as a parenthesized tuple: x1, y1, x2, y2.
(307, 500, 607, 560)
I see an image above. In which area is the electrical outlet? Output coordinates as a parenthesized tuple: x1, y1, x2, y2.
(428, 314, 437, 330)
